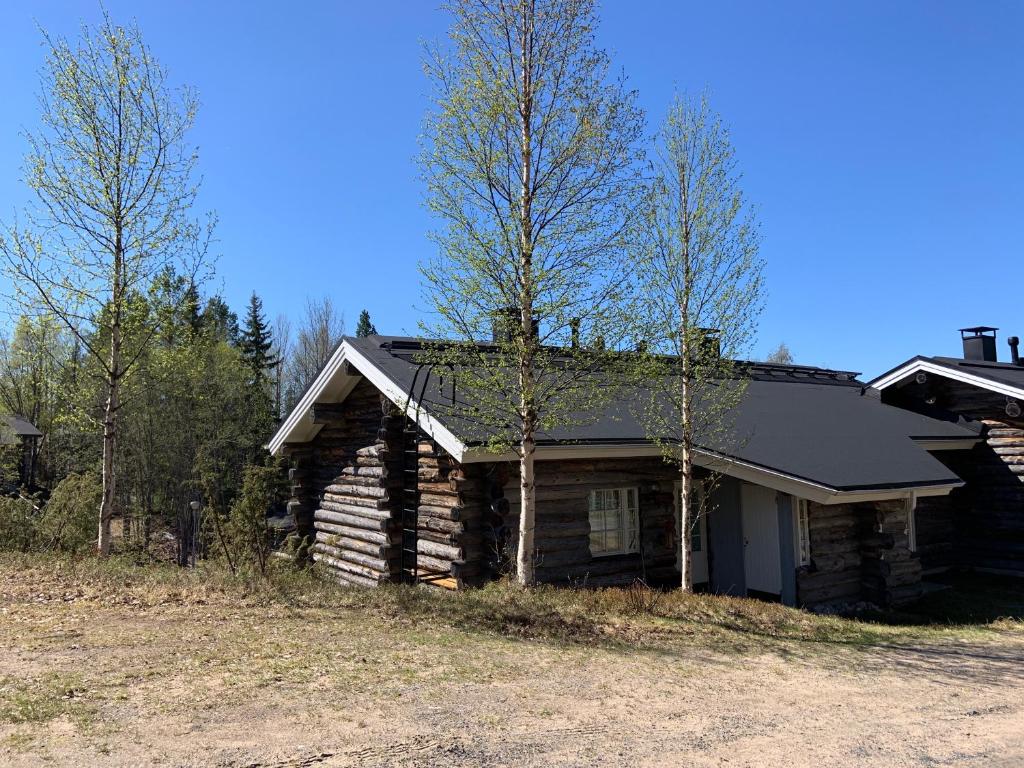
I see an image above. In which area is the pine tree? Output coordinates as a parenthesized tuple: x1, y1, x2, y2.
(240, 293, 277, 380)
(355, 309, 377, 337)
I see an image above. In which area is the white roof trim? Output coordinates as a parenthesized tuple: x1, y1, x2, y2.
(912, 438, 980, 451)
(268, 341, 351, 455)
(270, 343, 964, 505)
(268, 340, 470, 461)
(690, 449, 961, 505)
(343, 343, 470, 462)
(870, 359, 1024, 401)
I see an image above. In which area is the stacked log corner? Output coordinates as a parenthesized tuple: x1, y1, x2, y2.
(959, 420, 1024, 575)
(858, 499, 922, 607)
(414, 440, 488, 588)
(796, 499, 922, 609)
(301, 380, 405, 587)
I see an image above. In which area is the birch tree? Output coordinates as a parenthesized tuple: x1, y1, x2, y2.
(420, 0, 643, 585)
(632, 93, 765, 590)
(0, 14, 211, 554)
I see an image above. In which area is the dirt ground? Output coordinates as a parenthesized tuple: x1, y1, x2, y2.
(1, 565, 1023, 767)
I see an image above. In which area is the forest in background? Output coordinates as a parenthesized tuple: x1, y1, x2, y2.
(0, 282, 374, 559)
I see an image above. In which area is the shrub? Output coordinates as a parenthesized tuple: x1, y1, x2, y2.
(0, 495, 40, 552)
(207, 461, 286, 576)
(37, 472, 101, 553)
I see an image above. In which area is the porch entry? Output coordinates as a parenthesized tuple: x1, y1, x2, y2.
(695, 477, 798, 604)
(740, 483, 783, 596)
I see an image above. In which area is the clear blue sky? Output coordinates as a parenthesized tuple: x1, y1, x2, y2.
(1, 1, 1021, 377)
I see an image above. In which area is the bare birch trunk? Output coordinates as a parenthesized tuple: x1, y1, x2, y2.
(515, 2, 537, 587)
(98, 371, 118, 555)
(517, 437, 536, 585)
(98, 241, 123, 557)
(679, 322, 692, 592)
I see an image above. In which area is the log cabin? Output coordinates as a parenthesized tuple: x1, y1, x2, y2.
(870, 326, 1024, 578)
(269, 335, 981, 610)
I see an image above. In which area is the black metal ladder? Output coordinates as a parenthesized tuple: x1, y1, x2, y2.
(400, 418, 420, 585)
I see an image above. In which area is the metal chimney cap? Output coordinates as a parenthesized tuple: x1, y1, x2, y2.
(959, 326, 999, 336)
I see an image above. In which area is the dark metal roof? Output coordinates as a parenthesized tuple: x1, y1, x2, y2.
(0, 415, 42, 439)
(348, 336, 974, 492)
(931, 356, 1024, 391)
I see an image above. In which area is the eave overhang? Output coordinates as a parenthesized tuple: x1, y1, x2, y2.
(869, 357, 1024, 402)
(270, 342, 965, 507)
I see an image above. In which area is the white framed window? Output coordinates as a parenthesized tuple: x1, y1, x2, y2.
(794, 498, 811, 566)
(906, 493, 918, 553)
(689, 481, 704, 552)
(588, 488, 639, 556)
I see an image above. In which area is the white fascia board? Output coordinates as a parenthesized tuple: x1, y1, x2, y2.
(268, 340, 351, 455)
(269, 340, 472, 461)
(913, 438, 981, 451)
(870, 359, 1024, 401)
(342, 343, 470, 463)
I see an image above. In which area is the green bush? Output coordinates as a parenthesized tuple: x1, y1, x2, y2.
(37, 472, 101, 553)
(0, 495, 40, 552)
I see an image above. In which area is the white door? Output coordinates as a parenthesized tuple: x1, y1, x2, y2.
(675, 482, 709, 584)
(740, 483, 782, 595)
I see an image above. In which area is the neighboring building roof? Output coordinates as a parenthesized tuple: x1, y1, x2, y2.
(271, 336, 977, 504)
(869, 355, 1024, 401)
(0, 415, 42, 443)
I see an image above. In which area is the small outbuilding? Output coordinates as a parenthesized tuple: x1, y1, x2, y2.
(0, 414, 43, 489)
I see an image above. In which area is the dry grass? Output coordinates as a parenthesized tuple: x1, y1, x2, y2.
(1, 552, 1019, 655)
(1, 553, 1022, 766)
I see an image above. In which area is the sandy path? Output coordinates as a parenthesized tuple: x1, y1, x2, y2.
(1, 593, 1022, 766)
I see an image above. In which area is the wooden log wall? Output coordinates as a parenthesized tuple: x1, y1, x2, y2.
(954, 420, 1024, 575)
(796, 502, 864, 607)
(412, 440, 489, 588)
(287, 379, 405, 587)
(858, 499, 922, 607)
(498, 458, 681, 588)
(796, 499, 922, 608)
(884, 381, 1024, 576)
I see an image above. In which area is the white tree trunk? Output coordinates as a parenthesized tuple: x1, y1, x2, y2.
(98, 374, 118, 556)
(517, 440, 536, 585)
(98, 272, 122, 557)
(679, 309, 693, 591)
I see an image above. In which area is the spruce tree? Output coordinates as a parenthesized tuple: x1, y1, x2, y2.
(355, 309, 377, 337)
(240, 293, 277, 380)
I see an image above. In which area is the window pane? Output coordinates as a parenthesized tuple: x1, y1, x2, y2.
(605, 506, 622, 531)
(605, 530, 621, 552)
(590, 531, 605, 553)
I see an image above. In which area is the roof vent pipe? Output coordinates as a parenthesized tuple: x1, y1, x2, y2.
(960, 326, 999, 362)
(1010, 336, 1021, 366)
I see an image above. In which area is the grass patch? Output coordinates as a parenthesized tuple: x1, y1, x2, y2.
(0, 673, 95, 726)
(0, 551, 1020, 658)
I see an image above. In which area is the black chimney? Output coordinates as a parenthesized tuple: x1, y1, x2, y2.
(569, 319, 580, 349)
(491, 308, 539, 343)
(960, 326, 998, 362)
(1009, 336, 1021, 366)
(699, 328, 722, 360)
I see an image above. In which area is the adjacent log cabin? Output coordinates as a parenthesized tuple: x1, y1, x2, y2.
(271, 335, 980, 608)
(870, 326, 1024, 578)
